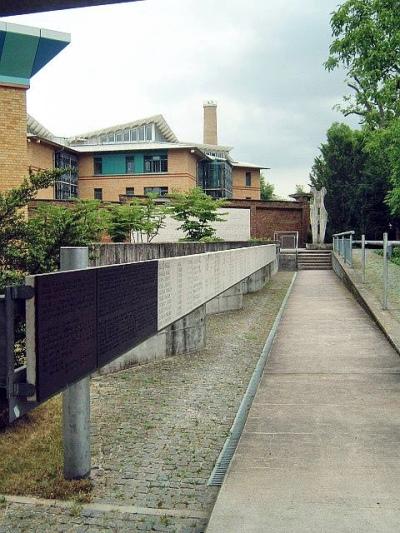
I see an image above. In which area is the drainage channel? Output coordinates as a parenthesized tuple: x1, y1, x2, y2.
(208, 272, 297, 486)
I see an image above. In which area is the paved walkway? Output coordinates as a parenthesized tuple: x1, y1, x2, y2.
(207, 270, 400, 532)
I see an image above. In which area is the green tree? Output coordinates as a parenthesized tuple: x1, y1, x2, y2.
(310, 122, 391, 238)
(260, 173, 275, 200)
(326, 0, 400, 128)
(0, 169, 60, 290)
(108, 194, 167, 243)
(25, 200, 109, 273)
(170, 188, 226, 241)
(295, 184, 307, 194)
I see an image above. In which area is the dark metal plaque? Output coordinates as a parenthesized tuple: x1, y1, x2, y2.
(35, 270, 97, 402)
(97, 261, 158, 367)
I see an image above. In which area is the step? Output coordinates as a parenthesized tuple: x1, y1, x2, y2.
(298, 265, 332, 270)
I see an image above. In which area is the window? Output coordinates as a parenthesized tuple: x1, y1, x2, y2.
(144, 186, 168, 196)
(54, 152, 78, 200)
(126, 187, 135, 197)
(123, 129, 130, 142)
(107, 132, 115, 143)
(138, 126, 145, 141)
(130, 128, 137, 142)
(94, 157, 103, 175)
(144, 154, 168, 173)
(94, 188, 103, 200)
(145, 124, 153, 141)
(115, 130, 123, 142)
(125, 156, 135, 174)
(245, 171, 252, 187)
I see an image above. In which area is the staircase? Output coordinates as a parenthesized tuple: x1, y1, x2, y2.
(297, 250, 332, 270)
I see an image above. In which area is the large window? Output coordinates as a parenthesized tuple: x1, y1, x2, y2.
(197, 160, 233, 198)
(126, 187, 135, 197)
(144, 186, 168, 196)
(144, 154, 168, 173)
(245, 171, 252, 187)
(54, 151, 78, 200)
(94, 188, 103, 200)
(94, 157, 103, 175)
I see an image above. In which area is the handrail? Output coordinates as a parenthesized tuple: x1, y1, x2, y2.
(353, 240, 400, 246)
(333, 230, 355, 237)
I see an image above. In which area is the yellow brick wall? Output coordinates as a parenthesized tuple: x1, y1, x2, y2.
(232, 167, 261, 200)
(0, 86, 28, 193)
(27, 140, 55, 199)
(78, 149, 199, 201)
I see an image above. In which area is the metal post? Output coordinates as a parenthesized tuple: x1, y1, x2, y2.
(349, 233, 353, 267)
(60, 247, 91, 480)
(383, 233, 388, 310)
(341, 236, 344, 258)
(361, 235, 366, 283)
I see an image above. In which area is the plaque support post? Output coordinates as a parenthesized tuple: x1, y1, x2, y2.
(60, 247, 91, 480)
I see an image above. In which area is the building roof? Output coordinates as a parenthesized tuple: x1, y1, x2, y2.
(72, 142, 209, 158)
(68, 114, 178, 144)
(0, 22, 70, 87)
(232, 161, 270, 170)
(27, 114, 55, 141)
(0, 0, 142, 16)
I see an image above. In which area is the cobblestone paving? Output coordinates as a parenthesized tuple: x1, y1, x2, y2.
(0, 272, 292, 532)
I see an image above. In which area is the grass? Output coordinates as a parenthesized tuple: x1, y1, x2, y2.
(0, 395, 92, 502)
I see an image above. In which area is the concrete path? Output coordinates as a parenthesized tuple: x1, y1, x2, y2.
(207, 270, 400, 532)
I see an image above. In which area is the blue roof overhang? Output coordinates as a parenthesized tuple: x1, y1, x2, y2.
(0, 22, 70, 87)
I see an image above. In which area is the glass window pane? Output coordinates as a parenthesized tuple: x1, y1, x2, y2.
(146, 124, 153, 141)
(138, 126, 145, 141)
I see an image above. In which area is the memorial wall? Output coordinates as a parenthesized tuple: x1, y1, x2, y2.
(24, 244, 276, 405)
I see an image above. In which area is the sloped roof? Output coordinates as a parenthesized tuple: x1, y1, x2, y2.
(68, 114, 178, 144)
(27, 114, 55, 141)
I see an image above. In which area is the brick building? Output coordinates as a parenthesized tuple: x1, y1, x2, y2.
(0, 22, 265, 202)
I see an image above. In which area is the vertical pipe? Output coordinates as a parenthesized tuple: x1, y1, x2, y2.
(60, 247, 91, 480)
(361, 235, 366, 283)
(383, 233, 388, 310)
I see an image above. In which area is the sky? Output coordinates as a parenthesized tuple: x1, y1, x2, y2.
(4, 0, 355, 199)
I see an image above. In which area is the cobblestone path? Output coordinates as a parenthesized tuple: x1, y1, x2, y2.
(0, 272, 292, 532)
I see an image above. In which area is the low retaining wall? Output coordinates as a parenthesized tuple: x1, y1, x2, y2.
(88, 241, 269, 267)
(332, 252, 400, 355)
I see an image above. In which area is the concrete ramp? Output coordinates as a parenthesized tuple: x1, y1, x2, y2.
(207, 271, 400, 532)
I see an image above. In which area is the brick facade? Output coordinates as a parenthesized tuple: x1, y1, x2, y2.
(27, 140, 55, 199)
(227, 198, 310, 245)
(0, 85, 28, 193)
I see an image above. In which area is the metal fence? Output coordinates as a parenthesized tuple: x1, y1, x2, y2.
(334, 231, 400, 311)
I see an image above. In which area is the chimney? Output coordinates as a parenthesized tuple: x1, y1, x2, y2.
(203, 100, 218, 145)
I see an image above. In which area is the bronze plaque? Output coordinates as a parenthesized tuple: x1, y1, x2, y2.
(35, 270, 97, 401)
(97, 261, 158, 367)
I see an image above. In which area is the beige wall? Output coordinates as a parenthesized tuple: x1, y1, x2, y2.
(232, 167, 261, 200)
(78, 149, 199, 201)
(27, 140, 55, 199)
(0, 85, 28, 193)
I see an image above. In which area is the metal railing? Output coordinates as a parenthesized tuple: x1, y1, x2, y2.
(333, 231, 354, 267)
(335, 231, 400, 311)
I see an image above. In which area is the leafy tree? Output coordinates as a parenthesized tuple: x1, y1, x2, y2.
(326, 0, 400, 128)
(295, 184, 307, 194)
(0, 169, 109, 292)
(310, 122, 391, 238)
(108, 194, 167, 243)
(25, 200, 109, 273)
(170, 188, 226, 241)
(260, 173, 276, 200)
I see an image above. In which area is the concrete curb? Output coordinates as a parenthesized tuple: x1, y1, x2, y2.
(332, 253, 400, 356)
(0, 494, 209, 519)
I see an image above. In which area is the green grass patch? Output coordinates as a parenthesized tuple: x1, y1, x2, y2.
(0, 396, 92, 501)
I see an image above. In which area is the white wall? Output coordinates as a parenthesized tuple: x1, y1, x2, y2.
(152, 207, 250, 242)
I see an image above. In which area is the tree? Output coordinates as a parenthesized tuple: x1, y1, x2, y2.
(25, 200, 109, 273)
(310, 122, 391, 238)
(260, 173, 275, 200)
(326, 0, 400, 128)
(170, 188, 226, 241)
(295, 184, 307, 194)
(108, 194, 167, 243)
(0, 169, 61, 290)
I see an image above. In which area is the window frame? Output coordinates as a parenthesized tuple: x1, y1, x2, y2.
(94, 188, 103, 200)
(245, 171, 252, 187)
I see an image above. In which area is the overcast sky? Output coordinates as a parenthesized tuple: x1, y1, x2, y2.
(4, 0, 355, 198)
